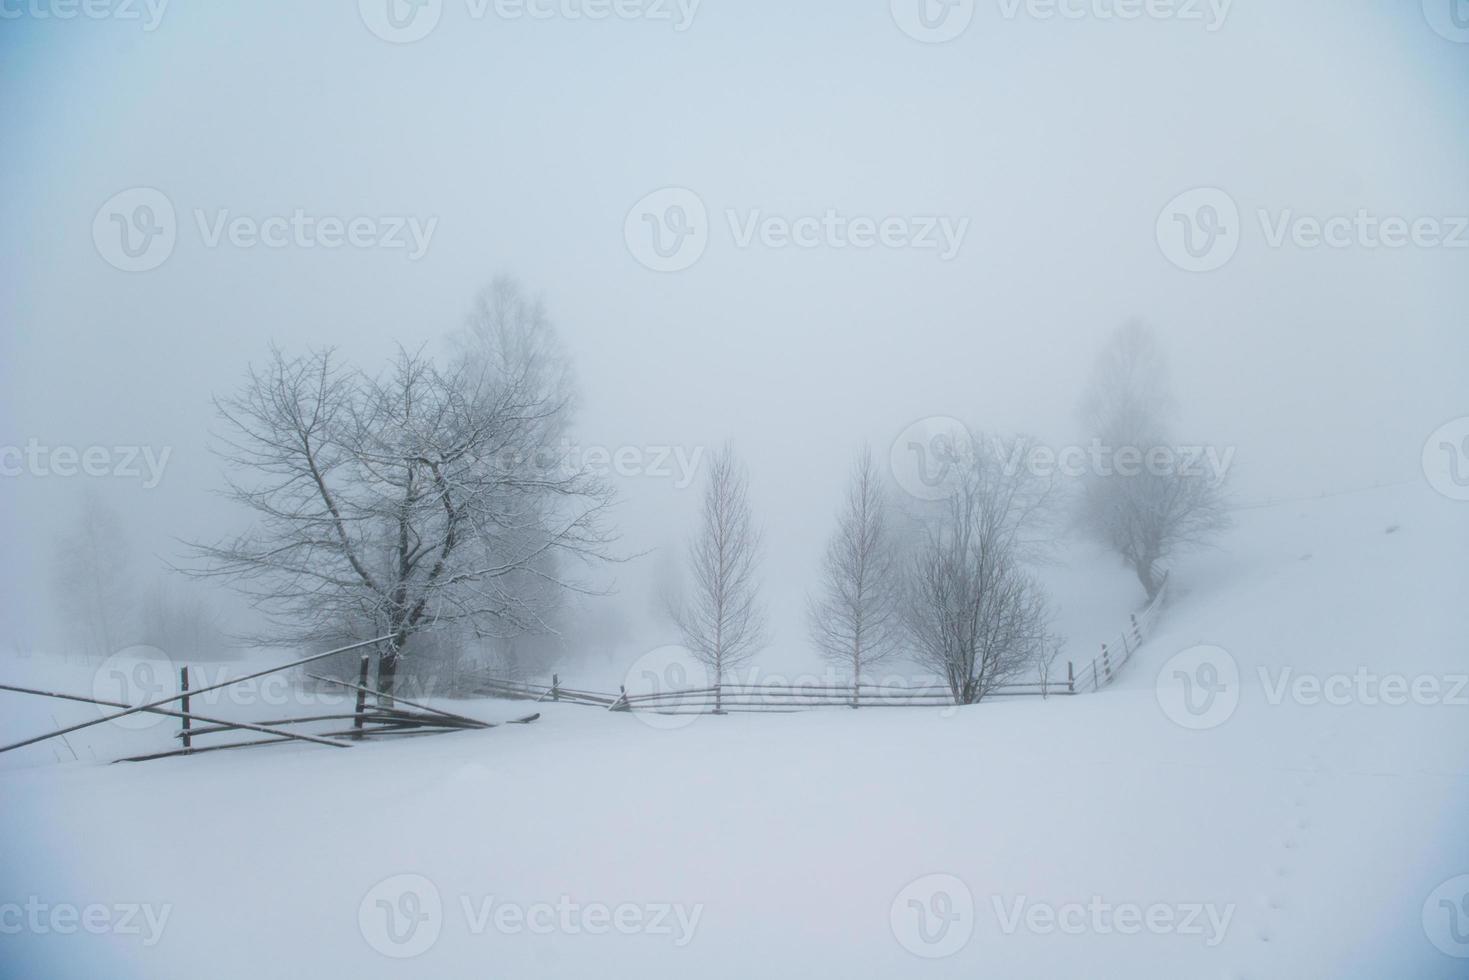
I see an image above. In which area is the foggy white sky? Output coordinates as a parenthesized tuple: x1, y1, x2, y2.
(1, 0, 1465, 660)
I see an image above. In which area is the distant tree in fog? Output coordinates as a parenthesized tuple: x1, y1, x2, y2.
(808, 446, 902, 705)
(1077, 321, 1231, 599)
(51, 492, 136, 658)
(138, 580, 234, 661)
(670, 444, 767, 710)
(190, 278, 616, 701)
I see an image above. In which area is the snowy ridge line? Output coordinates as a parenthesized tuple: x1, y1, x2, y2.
(1227, 479, 1416, 512)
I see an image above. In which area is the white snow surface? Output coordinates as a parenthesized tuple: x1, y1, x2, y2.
(2, 483, 1467, 979)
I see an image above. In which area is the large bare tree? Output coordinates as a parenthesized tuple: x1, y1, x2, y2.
(670, 443, 766, 711)
(191, 281, 615, 700)
(1078, 321, 1231, 598)
(808, 446, 902, 706)
(902, 435, 1056, 705)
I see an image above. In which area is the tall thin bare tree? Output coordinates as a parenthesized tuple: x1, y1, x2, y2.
(808, 446, 902, 706)
(670, 443, 766, 712)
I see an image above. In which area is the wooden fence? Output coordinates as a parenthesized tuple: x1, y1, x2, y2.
(471, 572, 1171, 715)
(0, 637, 537, 764)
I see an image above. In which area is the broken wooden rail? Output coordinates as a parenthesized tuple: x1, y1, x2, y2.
(0, 637, 537, 764)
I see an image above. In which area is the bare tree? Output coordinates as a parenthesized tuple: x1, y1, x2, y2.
(902, 436, 1056, 705)
(190, 282, 615, 701)
(670, 443, 766, 711)
(808, 446, 902, 706)
(1032, 635, 1061, 698)
(51, 492, 137, 658)
(139, 579, 235, 661)
(1080, 468, 1231, 599)
(1078, 321, 1231, 598)
(1079, 319, 1175, 448)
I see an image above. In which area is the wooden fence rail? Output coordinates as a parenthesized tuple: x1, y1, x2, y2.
(470, 572, 1172, 717)
(0, 636, 539, 764)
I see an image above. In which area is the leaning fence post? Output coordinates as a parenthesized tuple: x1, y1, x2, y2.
(552, 673, 560, 702)
(179, 666, 192, 751)
(1092, 660, 1099, 690)
(1102, 643, 1113, 682)
(352, 654, 370, 740)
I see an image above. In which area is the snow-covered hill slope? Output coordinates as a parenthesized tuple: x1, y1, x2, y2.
(1, 483, 1466, 979)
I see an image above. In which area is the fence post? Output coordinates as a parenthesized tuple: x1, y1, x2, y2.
(1092, 660, 1099, 690)
(552, 673, 560, 702)
(179, 666, 191, 751)
(714, 678, 724, 715)
(1067, 661, 1074, 695)
(352, 654, 370, 740)
(1102, 643, 1112, 682)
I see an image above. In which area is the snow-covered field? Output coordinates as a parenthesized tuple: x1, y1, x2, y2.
(2, 483, 1466, 979)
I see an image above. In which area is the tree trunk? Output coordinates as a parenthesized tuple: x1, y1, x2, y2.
(1134, 557, 1159, 600)
(376, 644, 400, 707)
